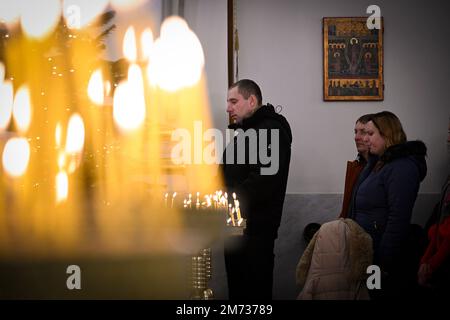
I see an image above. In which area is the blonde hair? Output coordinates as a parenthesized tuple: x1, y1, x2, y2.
(370, 111, 407, 149)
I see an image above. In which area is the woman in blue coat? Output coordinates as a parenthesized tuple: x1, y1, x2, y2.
(349, 111, 427, 298)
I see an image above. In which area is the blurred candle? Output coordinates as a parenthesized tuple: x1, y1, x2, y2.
(235, 200, 242, 221)
(171, 192, 177, 208)
(87, 69, 105, 105)
(141, 28, 154, 62)
(123, 26, 137, 62)
(2, 138, 30, 178)
(12, 85, 32, 134)
(56, 171, 69, 204)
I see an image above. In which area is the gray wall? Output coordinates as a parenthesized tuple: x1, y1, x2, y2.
(184, 0, 450, 299)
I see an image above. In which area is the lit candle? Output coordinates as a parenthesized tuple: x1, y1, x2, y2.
(235, 199, 242, 221)
(212, 194, 217, 210)
(225, 192, 228, 210)
(231, 207, 236, 226)
(171, 192, 177, 208)
(2, 136, 31, 238)
(205, 195, 211, 208)
(164, 192, 168, 207)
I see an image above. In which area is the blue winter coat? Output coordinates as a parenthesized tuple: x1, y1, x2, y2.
(350, 141, 427, 271)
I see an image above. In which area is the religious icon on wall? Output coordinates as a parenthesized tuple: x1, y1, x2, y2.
(323, 17, 384, 101)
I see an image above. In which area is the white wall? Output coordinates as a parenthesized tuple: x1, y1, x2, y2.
(185, 0, 450, 194)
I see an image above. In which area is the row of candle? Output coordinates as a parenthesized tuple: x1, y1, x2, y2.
(163, 191, 244, 227)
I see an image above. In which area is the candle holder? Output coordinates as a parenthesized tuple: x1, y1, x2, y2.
(190, 248, 213, 300)
(165, 191, 246, 299)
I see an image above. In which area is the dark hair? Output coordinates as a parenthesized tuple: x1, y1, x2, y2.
(356, 113, 374, 125)
(303, 222, 321, 244)
(229, 79, 263, 106)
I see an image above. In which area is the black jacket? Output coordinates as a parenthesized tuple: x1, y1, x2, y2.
(350, 140, 427, 270)
(222, 104, 292, 239)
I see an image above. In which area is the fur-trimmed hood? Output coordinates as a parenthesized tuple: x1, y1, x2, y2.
(379, 140, 427, 181)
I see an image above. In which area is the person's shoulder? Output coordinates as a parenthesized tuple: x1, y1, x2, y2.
(388, 155, 422, 173)
(258, 117, 283, 129)
(383, 156, 416, 172)
(381, 157, 423, 184)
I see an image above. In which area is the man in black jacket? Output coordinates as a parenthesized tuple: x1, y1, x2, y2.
(222, 79, 292, 299)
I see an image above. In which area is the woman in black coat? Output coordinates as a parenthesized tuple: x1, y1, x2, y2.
(349, 111, 427, 298)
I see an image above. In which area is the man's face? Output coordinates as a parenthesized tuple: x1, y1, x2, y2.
(226, 86, 256, 124)
(354, 121, 369, 155)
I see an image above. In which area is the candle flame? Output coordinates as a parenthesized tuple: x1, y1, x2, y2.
(123, 26, 137, 62)
(65, 113, 85, 155)
(113, 64, 146, 132)
(87, 69, 104, 105)
(56, 170, 69, 203)
(12, 85, 32, 134)
(2, 138, 30, 178)
(0, 81, 13, 130)
(147, 16, 205, 92)
(141, 28, 154, 61)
